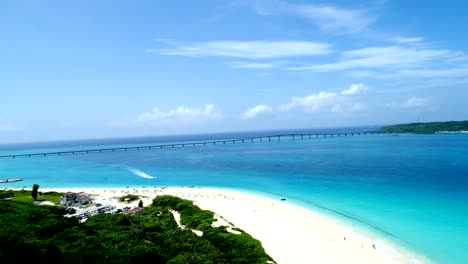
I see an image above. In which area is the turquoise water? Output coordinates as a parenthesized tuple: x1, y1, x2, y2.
(1, 131, 467, 263)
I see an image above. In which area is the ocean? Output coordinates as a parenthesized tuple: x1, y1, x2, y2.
(1, 128, 467, 264)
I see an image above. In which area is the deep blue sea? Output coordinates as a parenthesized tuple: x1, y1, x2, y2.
(1, 128, 467, 264)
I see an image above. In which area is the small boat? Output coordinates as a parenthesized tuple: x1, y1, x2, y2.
(0, 178, 23, 183)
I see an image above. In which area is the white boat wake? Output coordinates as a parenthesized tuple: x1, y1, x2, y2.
(128, 167, 156, 179)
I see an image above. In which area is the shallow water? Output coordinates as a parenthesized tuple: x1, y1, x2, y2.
(1, 130, 467, 263)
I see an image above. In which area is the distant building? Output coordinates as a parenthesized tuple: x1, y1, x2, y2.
(60, 192, 77, 206)
(76, 194, 90, 205)
(60, 192, 91, 206)
(123, 207, 144, 216)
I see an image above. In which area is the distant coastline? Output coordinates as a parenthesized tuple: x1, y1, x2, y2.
(372, 120, 468, 134)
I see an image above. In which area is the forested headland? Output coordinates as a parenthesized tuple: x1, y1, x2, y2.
(372, 120, 468, 134)
(0, 195, 274, 264)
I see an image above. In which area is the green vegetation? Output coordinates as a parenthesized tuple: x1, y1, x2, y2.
(0, 189, 62, 204)
(152, 196, 273, 263)
(0, 195, 274, 264)
(152, 195, 215, 231)
(372, 120, 468, 134)
(203, 226, 272, 264)
(232, 227, 246, 233)
(118, 194, 139, 202)
(32, 184, 39, 201)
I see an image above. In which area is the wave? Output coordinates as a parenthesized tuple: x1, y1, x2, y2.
(128, 167, 156, 179)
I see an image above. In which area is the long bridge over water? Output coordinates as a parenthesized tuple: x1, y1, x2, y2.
(0, 132, 375, 159)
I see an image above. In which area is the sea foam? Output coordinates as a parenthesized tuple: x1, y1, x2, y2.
(128, 167, 155, 179)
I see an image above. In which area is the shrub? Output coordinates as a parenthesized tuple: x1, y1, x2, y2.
(119, 194, 139, 202)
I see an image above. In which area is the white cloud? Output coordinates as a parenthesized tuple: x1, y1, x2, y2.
(405, 97, 429, 108)
(242, 104, 273, 119)
(391, 37, 424, 43)
(386, 97, 430, 109)
(280, 83, 367, 113)
(295, 4, 375, 33)
(341, 83, 368, 95)
(352, 103, 365, 111)
(136, 104, 222, 123)
(331, 103, 365, 113)
(330, 104, 344, 113)
(252, 0, 375, 33)
(147, 40, 331, 59)
(280, 91, 338, 112)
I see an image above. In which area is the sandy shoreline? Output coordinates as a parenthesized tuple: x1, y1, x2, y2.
(17, 186, 428, 264)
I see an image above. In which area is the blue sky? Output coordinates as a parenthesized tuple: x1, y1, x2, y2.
(1, 0, 468, 143)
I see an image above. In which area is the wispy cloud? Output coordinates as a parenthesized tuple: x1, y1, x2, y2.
(242, 104, 273, 119)
(331, 103, 365, 113)
(391, 36, 424, 44)
(288, 46, 455, 72)
(147, 40, 331, 59)
(386, 96, 430, 109)
(280, 83, 367, 113)
(229, 61, 280, 69)
(395, 66, 468, 78)
(251, 0, 376, 33)
(286, 42, 468, 82)
(136, 105, 222, 123)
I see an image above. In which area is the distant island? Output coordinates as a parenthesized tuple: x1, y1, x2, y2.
(372, 120, 468, 134)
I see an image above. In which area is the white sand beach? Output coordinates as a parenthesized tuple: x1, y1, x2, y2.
(38, 186, 428, 264)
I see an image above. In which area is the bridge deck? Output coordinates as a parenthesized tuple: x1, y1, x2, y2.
(0, 132, 373, 159)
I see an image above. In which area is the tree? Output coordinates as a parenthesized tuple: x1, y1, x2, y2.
(32, 184, 39, 201)
(138, 200, 143, 207)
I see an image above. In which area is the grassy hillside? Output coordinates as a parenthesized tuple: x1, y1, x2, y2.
(0, 189, 62, 204)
